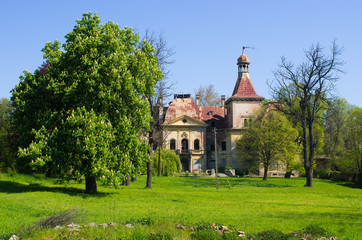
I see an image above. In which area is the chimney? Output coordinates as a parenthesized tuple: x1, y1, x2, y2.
(195, 94, 200, 106)
(221, 95, 225, 108)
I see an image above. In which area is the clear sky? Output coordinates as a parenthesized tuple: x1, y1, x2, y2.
(1, 0, 361, 106)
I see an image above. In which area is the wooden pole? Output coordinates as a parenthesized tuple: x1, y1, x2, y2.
(214, 127, 219, 189)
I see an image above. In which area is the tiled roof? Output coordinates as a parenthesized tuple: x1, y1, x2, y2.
(200, 106, 226, 128)
(164, 98, 201, 123)
(232, 73, 263, 98)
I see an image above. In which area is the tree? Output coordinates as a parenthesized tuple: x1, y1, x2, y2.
(142, 30, 175, 186)
(270, 41, 343, 187)
(0, 98, 14, 171)
(152, 148, 180, 176)
(194, 84, 220, 106)
(237, 108, 299, 180)
(344, 107, 362, 187)
(323, 98, 350, 171)
(11, 13, 163, 193)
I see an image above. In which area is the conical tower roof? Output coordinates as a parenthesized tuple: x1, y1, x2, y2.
(232, 53, 263, 99)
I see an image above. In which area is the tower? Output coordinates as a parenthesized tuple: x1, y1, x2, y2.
(226, 51, 264, 129)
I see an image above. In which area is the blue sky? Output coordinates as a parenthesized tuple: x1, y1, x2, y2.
(1, 0, 361, 106)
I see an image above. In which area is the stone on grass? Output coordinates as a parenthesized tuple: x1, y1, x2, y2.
(124, 223, 134, 229)
(89, 222, 97, 228)
(8, 235, 18, 240)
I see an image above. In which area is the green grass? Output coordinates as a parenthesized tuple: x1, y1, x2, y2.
(0, 174, 361, 239)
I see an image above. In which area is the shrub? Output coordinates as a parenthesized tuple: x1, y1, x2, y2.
(191, 230, 223, 240)
(302, 224, 330, 238)
(152, 148, 181, 176)
(127, 217, 155, 226)
(317, 168, 332, 179)
(255, 229, 287, 240)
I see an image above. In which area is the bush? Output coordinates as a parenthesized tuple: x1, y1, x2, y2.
(255, 229, 287, 240)
(127, 217, 155, 226)
(191, 230, 223, 240)
(317, 169, 332, 179)
(302, 224, 330, 238)
(152, 148, 181, 176)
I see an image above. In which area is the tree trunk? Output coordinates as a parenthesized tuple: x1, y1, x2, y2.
(306, 119, 315, 187)
(85, 176, 97, 193)
(123, 174, 130, 186)
(158, 147, 161, 177)
(263, 165, 268, 181)
(301, 120, 313, 187)
(147, 161, 152, 189)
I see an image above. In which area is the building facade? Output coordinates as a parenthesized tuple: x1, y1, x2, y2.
(161, 52, 264, 172)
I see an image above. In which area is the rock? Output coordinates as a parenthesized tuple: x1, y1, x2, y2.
(89, 222, 97, 228)
(238, 233, 246, 238)
(189, 226, 194, 231)
(8, 235, 18, 240)
(67, 222, 81, 229)
(225, 169, 236, 177)
(221, 225, 229, 232)
(124, 223, 134, 229)
(108, 222, 117, 227)
(54, 225, 64, 229)
(176, 223, 186, 230)
(98, 223, 108, 228)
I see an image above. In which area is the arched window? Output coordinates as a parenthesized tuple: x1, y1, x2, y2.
(170, 139, 176, 150)
(181, 139, 188, 153)
(194, 139, 200, 150)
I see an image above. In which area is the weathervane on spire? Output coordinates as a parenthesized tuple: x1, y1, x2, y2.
(242, 46, 255, 54)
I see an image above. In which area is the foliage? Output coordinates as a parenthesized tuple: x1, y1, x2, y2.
(0, 98, 14, 172)
(323, 99, 362, 185)
(191, 230, 223, 240)
(194, 84, 220, 106)
(302, 224, 331, 239)
(152, 148, 181, 176)
(11, 13, 163, 192)
(127, 217, 155, 226)
(270, 41, 343, 187)
(255, 229, 288, 240)
(237, 107, 299, 180)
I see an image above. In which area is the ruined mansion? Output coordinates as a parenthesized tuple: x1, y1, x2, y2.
(158, 52, 265, 173)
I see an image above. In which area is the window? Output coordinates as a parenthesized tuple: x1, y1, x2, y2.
(221, 141, 226, 151)
(170, 139, 176, 150)
(194, 139, 200, 150)
(210, 142, 215, 151)
(182, 118, 187, 123)
(181, 139, 188, 152)
(207, 111, 213, 116)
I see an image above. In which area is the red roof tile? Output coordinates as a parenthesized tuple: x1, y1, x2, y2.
(232, 73, 263, 98)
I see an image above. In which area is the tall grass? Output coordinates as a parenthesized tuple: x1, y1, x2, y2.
(0, 173, 361, 239)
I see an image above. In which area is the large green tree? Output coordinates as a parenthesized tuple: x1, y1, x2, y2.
(270, 42, 343, 187)
(237, 108, 299, 180)
(11, 13, 163, 193)
(0, 98, 14, 171)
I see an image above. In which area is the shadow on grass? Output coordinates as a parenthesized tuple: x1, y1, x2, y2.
(0, 180, 111, 198)
(336, 181, 361, 189)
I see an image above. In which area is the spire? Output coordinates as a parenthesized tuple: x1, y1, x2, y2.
(232, 52, 263, 99)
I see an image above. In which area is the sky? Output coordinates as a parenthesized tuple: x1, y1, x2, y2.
(1, 0, 361, 106)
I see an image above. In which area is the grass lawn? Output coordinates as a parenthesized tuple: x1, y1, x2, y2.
(0, 173, 361, 239)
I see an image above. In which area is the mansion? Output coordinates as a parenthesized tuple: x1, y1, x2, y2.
(159, 52, 264, 173)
